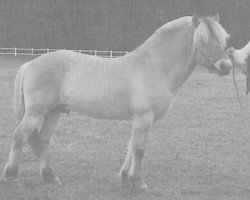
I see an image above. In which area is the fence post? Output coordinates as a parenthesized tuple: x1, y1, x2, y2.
(1, 47, 127, 57)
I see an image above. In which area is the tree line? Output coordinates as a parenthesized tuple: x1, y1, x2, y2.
(0, 0, 249, 50)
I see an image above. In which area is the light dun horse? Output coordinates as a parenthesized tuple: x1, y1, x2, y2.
(4, 14, 230, 193)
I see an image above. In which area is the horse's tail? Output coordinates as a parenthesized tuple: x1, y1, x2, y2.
(14, 62, 30, 122)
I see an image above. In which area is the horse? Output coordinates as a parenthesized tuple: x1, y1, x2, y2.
(3, 14, 230, 193)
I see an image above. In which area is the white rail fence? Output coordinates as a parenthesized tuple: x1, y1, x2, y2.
(0, 47, 129, 58)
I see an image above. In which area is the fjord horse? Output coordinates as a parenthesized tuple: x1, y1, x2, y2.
(3, 14, 230, 193)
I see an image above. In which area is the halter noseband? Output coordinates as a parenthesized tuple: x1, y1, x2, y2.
(195, 43, 227, 73)
(195, 46, 217, 72)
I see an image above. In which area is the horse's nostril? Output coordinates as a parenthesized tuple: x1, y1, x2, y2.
(220, 64, 230, 75)
(221, 65, 226, 71)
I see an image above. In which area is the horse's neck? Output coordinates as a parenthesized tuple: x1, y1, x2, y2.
(139, 26, 196, 94)
(166, 52, 196, 93)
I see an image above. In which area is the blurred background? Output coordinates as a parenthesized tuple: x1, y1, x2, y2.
(0, 0, 249, 51)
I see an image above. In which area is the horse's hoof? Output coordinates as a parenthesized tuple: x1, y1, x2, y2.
(131, 180, 149, 194)
(3, 164, 18, 181)
(42, 176, 62, 186)
(41, 167, 62, 185)
(121, 179, 149, 195)
(53, 176, 62, 186)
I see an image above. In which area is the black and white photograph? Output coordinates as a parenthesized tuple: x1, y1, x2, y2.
(0, 0, 250, 199)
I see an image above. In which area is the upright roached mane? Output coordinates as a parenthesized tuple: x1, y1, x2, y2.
(140, 16, 229, 53)
(3, 15, 230, 194)
(194, 17, 229, 48)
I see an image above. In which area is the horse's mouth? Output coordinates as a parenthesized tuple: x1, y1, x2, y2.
(218, 70, 229, 76)
(208, 65, 217, 74)
(211, 63, 231, 76)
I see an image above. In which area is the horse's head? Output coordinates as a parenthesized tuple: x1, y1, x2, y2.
(193, 13, 231, 76)
(213, 47, 248, 76)
(212, 58, 232, 76)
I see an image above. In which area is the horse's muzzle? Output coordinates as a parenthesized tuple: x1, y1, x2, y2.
(212, 61, 231, 76)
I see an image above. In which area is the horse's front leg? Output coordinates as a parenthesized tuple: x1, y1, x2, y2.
(120, 111, 153, 193)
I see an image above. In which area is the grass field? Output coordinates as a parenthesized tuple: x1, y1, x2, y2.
(1, 55, 250, 200)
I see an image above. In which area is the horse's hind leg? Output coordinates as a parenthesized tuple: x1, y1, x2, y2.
(28, 111, 61, 184)
(3, 114, 41, 180)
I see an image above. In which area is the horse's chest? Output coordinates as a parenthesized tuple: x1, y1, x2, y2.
(131, 78, 174, 118)
(150, 90, 174, 118)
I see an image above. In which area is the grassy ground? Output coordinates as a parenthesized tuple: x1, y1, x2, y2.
(1, 55, 250, 200)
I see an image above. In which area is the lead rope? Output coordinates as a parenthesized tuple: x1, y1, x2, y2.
(231, 56, 244, 111)
(228, 53, 250, 134)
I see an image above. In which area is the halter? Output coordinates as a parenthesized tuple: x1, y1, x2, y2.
(195, 45, 223, 73)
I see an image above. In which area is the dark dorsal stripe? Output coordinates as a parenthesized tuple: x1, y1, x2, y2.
(246, 53, 250, 94)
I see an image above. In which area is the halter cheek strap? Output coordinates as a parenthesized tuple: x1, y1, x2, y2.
(195, 47, 215, 71)
(195, 44, 227, 73)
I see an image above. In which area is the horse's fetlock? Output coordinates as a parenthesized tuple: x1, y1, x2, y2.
(41, 167, 55, 182)
(121, 169, 129, 179)
(128, 174, 141, 183)
(133, 145, 145, 159)
(3, 164, 18, 179)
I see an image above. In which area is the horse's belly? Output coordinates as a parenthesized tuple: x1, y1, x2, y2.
(62, 86, 133, 120)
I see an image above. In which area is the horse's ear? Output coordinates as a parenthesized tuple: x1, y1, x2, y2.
(212, 12, 220, 22)
(192, 14, 200, 27)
